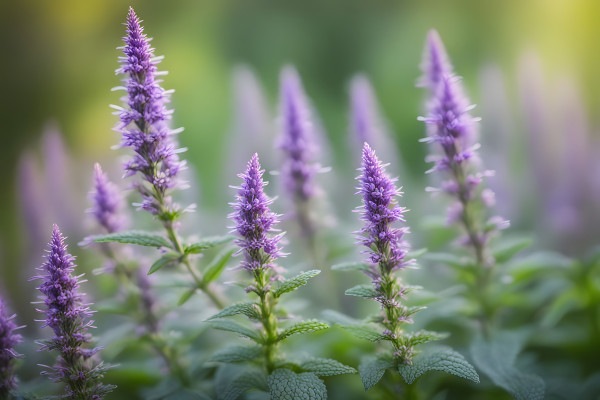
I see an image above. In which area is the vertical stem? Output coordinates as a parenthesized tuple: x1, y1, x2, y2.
(257, 269, 278, 373)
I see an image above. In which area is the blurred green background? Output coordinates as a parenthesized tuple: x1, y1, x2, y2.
(2, 0, 600, 311)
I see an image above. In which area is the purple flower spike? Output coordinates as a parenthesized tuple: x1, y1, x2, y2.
(357, 143, 410, 274)
(33, 225, 114, 399)
(90, 163, 124, 233)
(419, 31, 508, 265)
(350, 75, 398, 168)
(115, 7, 185, 218)
(419, 29, 453, 91)
(230, 154, 283, 274)
(0, 299, 22, 397)
(278, 66, 321, 203)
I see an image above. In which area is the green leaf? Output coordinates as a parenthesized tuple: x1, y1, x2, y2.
(274, 270, 321, 297)
(493, 237, 533, 264)
(267, 368, 327, 400)
(210, 320, 262, 343)
(331, 261, 370, 273)
(185, 235, 234, 254)
(405, 330, 449, 347)
(209, 346, 262, 363)
(345, 284, 379, 298)
(93, 231, 172, 248)
(219, 369, 268, 400)
(277, 320, 329, 341)
(340, 324, 386, 342)
(358, 356, 394, 391)
(177, 288, 196, 306)
(397, 346, 479, 384)
(299, 358, 356, 376)
(470, 332, 544, 400)
(148, 252, 181, 275)
(208, 302, 261, 320)
(203, 248, 235, 284)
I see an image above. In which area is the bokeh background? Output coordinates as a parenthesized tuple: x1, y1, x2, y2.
(2, 0, 600, 363)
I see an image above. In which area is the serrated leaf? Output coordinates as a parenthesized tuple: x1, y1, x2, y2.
(277, 320, 329, 341)
(470, 332, 544, 400)
(493, 237, 533, 264)
(359, 356, 394, 391)
(148, 252, 181, 275)
(209, 346, 262, 363)
(268, 368, 326, 400)
(208, 302, 261, 320)
(93, 231, 172, 248)
(340, 325, 385, 342)
(397, 346, 479, 384)
(185, 235, 234, 254)
(219, 369, 268, 400)
(405, 330, 448, 347)
(299, 358, 356, 376)
(274, 270, 321, 297)
(203, 248, 235, 284)
(210, 320, 262, 343)
(177, 288, 196, 306)
(345, 284, 379, 298)
(331, 262, 370, 273)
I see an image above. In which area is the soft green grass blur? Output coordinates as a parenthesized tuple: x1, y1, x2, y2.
(2, 0, 600, 342)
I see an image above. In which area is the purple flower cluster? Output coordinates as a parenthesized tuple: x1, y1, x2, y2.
(419, 30, 507, 262)
(0, 299, 22, 397)
(33, 225, 112, 399)
(356, 143, 410, 274)
(356, 143, 416, 362)
(115, 7, 185, 217)
(278, 67, 321, 205)
(230, 154, 283, 275)
(90, 163, 124, 233)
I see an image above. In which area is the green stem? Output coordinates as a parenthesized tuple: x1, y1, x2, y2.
(101, 245, 190, 386)
(162, 221, 225, 309)
(257, 269, 278, 374)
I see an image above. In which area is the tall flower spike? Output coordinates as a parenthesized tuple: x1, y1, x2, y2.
(356, 143, 415, 362)
(90, 163, 125, 233)
(230, 154, 283, 274)
(115, 7, 185, 218)
(419, 32, 507, 266)
(33, 225, 114, 399)
(357, 143, 410, 276)
(0, 298, 22, 397)
(350, 75, 398, 169)
(278, 67, 323, 239)
(418, 29, 453, 91)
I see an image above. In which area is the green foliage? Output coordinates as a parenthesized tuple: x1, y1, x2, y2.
(93, 231, 173, 248)
(208, 302, 261, 320)
(345, 284, 379, 298)
(177, 288, 196, 306)
(470, 332, 544, 400)
(277, 320, 329, 341)
(339, 324, 386, 342)
(209, 320, 263, 343)
(209, 346, 262, 363)
(267, 368, 327, 400)
(148, 252, 181, 275)
(219, 369, 268, 400)
(358, 356, 395, 391)
(274, 270, 321, 297)
(202, 248, 236, 284)
(184, 235, 234, 254)
(397, 346, 479, 384)
(492, 237, 533, 264)
(298, 358, 357, 376)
